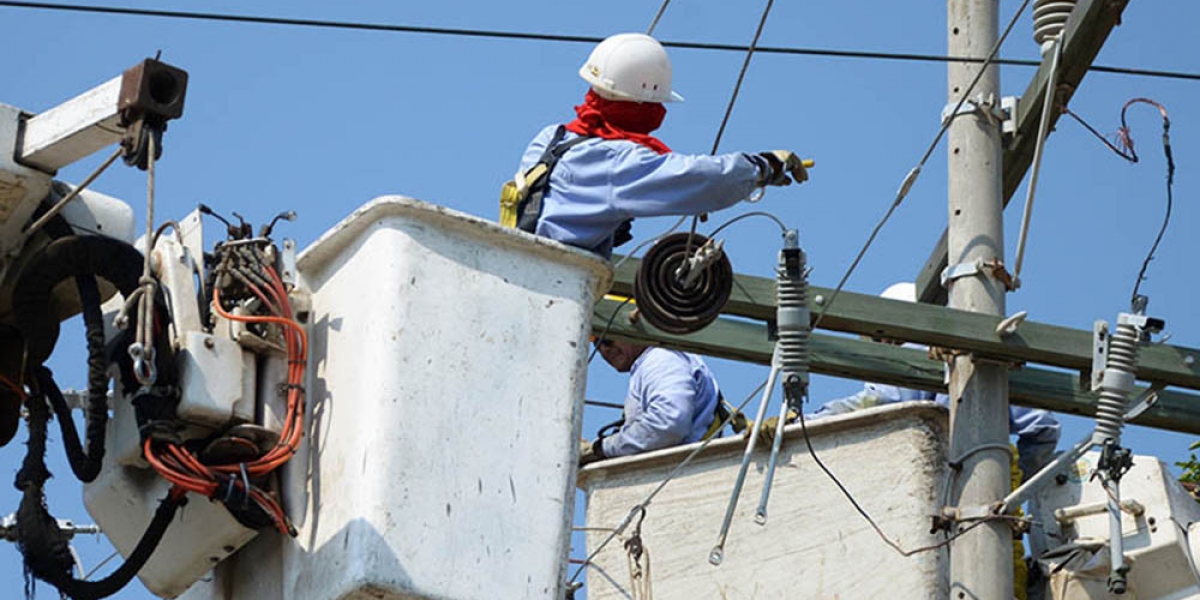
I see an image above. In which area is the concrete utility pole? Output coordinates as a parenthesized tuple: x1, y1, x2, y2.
(945, 1, 1012, 599)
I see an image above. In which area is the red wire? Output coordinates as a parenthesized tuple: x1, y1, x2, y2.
(143, 265, 307, 535)
(0, 374, 26, 400)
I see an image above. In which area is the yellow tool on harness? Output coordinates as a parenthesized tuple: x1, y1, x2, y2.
(499, 126, 591, 231)
(499, 163, 549, 228)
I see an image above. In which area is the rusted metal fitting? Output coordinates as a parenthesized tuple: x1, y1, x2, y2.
(118, 58, 189, 170)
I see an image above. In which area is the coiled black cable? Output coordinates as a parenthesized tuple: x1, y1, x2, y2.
(633, 233, 732, 334)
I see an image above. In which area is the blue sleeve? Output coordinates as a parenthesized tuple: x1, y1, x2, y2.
(811, 384, 935, 420)
(808, 387, 881, 420)
(1010, 407, 1060, 446)
(603, 353, 698, 457)
(605, 144, 763, 219)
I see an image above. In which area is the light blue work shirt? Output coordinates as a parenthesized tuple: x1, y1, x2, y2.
(601, 347, 720, 458)
(810, 382, 1061, 478)
(518, 125, 765, 258)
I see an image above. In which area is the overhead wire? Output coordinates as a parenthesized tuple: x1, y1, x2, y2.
(1062, 99, 1174, 303)
(0, 2, 1197, 83)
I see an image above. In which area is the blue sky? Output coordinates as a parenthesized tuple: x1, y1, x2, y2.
(1, 1, 1198, 598)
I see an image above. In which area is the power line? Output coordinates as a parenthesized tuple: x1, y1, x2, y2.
(1, 1, 1198, 82)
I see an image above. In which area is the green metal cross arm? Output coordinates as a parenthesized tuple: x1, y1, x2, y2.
(610, 258, 1200, 391)
(592, 298, 1200, 435)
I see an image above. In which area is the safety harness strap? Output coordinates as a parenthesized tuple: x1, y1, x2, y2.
(516, 126, 593, 233)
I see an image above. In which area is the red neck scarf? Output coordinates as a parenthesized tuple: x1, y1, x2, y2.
(564, 90, 672, 155)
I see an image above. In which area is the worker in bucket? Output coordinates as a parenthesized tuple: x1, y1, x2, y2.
(501, 32, 809, 258)
(579, 337, 727, 466)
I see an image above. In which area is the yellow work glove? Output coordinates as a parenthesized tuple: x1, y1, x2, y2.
(758, 151, 811, 186)
(579, 438, 606, 467)
(745, 409, 799, 445)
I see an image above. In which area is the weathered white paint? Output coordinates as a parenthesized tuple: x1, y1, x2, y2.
(83, 462, 257, 599)
(0, 103, 52, 262)
(577, 402, 950, 600)
(184, 196, 611, 600)
(1035, 452, 1200, 599)
(176, 331, 256, 427)
(17, 75, 124, 172)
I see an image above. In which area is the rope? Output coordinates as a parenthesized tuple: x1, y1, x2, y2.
(133, 133, 159, 387)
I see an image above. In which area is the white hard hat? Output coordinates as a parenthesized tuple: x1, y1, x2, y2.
(579, 33, 684, 103)
(880, 282, 917, 303)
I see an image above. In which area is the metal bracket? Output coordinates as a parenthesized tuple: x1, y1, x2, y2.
(937, 503, 1031, 534)
(1091, 320, 1109, 392)
(1000, 95, 1020, 142)
(676, 237, 726, 289)
(940, 260, 981, 288)
(1124, 385, 1163, 422)
(280, 238, 299, 290)
(940, 258, 1014, 291)
(941, 93, 1004, 126)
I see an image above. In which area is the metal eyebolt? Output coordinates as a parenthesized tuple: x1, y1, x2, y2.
(128, 343, 157, 386)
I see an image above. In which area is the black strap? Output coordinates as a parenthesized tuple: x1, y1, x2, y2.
(713, 392, 749, 434)
(516, 126, 592, 233)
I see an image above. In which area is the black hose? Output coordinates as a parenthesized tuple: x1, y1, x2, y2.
(0, 325, 24, 447)
(37, 367, 105, 482)
(16, 373, 183, 600)
(43, 495, 182, 600)
(13, 235, 144, 365)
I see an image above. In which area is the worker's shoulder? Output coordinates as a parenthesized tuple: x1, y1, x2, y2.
(639, 347, 701, 370)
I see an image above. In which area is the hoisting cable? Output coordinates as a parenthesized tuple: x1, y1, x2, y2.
(130, 133, 159, 387)
(681, 0, 776, 263)
(568, 378, 768, 585)
(1063, 98, 1174, 303)
(810, 0, 1032, 332)
(20, 147, 123, 242)
(1011, 35, 1063, 288)
(645, 0, 671, 36)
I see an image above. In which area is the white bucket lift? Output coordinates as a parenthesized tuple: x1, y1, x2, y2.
(576, 402, 951, 599)
(1033, 452, 1200, 599)
(179, 196, 611, 600)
